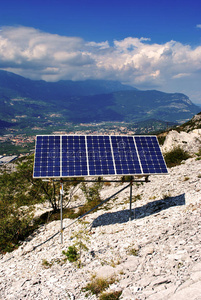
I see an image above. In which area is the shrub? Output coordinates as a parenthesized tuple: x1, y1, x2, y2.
(78, 182, 103, 216)
(69, 221, 90, 267)
(157, 135, 166, 145)
(164, 147, 191, 168)
(99, 291, 122, 300)
(127, 247, 139, 256)
(0, 201, 34, 253)
(82, 275, 116, 296)
(196, 148, 201, 156)
(0, 155, 83, 253)
(62, 245, 79, 262)
(81, 182, 103, 204)
(195, 148, 201, 160)
(42, 259, 53, 268)
(133, 194, 141, 202)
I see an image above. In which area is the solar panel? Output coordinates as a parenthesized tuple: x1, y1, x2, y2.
(33, 135, 168, 178)
(111, 136, 142, 175)
(62, 135, 88, 177)
(34, 135, 61, 178)
(134, 136, 168, 174)
(87, 136, 115, 176)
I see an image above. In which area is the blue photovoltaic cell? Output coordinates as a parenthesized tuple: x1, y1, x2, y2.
(134, 136, 168, 174)
(111, 136, 142, 175)
(33, 135, 168, 178)
(87, 136, 115, 176)
(62, 136, 88, 177)
(33, 135, 60, 178)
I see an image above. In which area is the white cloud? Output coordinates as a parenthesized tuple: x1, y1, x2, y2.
(86, 41, 110, 49)
(0, 26, 201, 101)
(172, 73, 191, 79)
(196, 24, 201, 29)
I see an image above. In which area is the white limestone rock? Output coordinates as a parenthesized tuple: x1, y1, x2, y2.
(161, 130, 201, 154)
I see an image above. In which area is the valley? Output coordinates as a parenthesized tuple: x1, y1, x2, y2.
(1, 70, 199, 154)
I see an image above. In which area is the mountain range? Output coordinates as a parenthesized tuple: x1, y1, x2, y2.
(0, 70, 200, 128)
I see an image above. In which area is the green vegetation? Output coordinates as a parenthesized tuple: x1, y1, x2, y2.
(62, 221, 90, 267)
(195, 148, 201, 160)
(48, 181, 105, 221)
(70, 221, 89, 253)
(133, 194, 141, 201)
(42, 222, 90, 267)
(41, 256, 69, 268)
(164, 146, 191, 168)
(79, 181, 103, 215)
(0, 155, 106, 253)
(99, 291, 122, 300)
(127, 119, 176, 135)
(0, 155, 81, 253)
(0, 203, 34, 253)
(157, 135, 166, 145)
(82, 274, 117, 297)
(0, 141, 35, 155)
(0, 155, 44, 253)
(127, 247, 139, 256)
(176, 111, 201, 132)
(42, 259, 53, 268)
(62, 246, 79, 263)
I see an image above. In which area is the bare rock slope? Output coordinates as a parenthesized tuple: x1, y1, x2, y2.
(161, 112, 201, 154)
(0, 129, 201, 299)
(0, 155, 201, 299)
(161, 129, 201, 154)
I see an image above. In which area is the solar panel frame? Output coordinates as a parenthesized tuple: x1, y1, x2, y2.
(33, 134, 168, 178)
(61, 135, 88, 177)
(111, 136, 142, 175)
(33, 135, 61, 178)
(134, 136, 168, 175)
(87, 135, 115, 176)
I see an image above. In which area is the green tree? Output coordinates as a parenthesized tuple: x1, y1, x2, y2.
(0, 155, 81, 253)
(81, 181, 103, 208)
(14, 155, 80, 212)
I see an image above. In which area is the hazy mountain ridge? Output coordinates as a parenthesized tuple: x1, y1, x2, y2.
(0, 70, 136, 100)
(0, 70, 200, 127)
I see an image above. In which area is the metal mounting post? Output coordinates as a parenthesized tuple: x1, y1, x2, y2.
(60, 179, 63, 244)
(28, 177, 152, 252)
(129, 177, 133, 221)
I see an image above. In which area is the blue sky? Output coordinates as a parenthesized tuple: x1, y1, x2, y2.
(0, 0, 201, 103)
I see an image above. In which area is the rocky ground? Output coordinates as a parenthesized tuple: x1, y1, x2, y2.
(0, 131, 201, 300)
(161, 129, 201, 154)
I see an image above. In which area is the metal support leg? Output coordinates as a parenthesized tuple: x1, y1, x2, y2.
(129, 180, 133, 221)
(60, 180, 63, 244)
